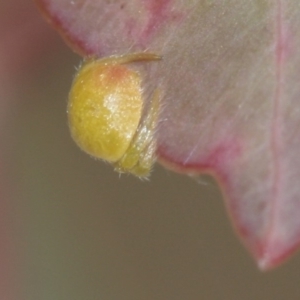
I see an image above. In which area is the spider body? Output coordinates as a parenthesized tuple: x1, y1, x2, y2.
(68, 53, 161, 177)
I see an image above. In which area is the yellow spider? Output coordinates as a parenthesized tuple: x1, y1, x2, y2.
(68, 53, 161, 177)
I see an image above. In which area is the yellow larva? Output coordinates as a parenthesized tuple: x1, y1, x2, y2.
(68, 53, 161, 177)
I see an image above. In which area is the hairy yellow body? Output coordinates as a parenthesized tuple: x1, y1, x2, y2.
(68, 53, 161, 177)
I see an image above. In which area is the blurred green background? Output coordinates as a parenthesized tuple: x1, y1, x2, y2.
(8, 36, 300, 300)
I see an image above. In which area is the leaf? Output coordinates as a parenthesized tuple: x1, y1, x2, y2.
(35, 0, 300, 270)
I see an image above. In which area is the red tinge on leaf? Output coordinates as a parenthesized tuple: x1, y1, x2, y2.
(35, 0, 300, 270)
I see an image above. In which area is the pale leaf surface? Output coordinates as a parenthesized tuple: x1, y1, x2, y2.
(35, 0, 300, 269)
